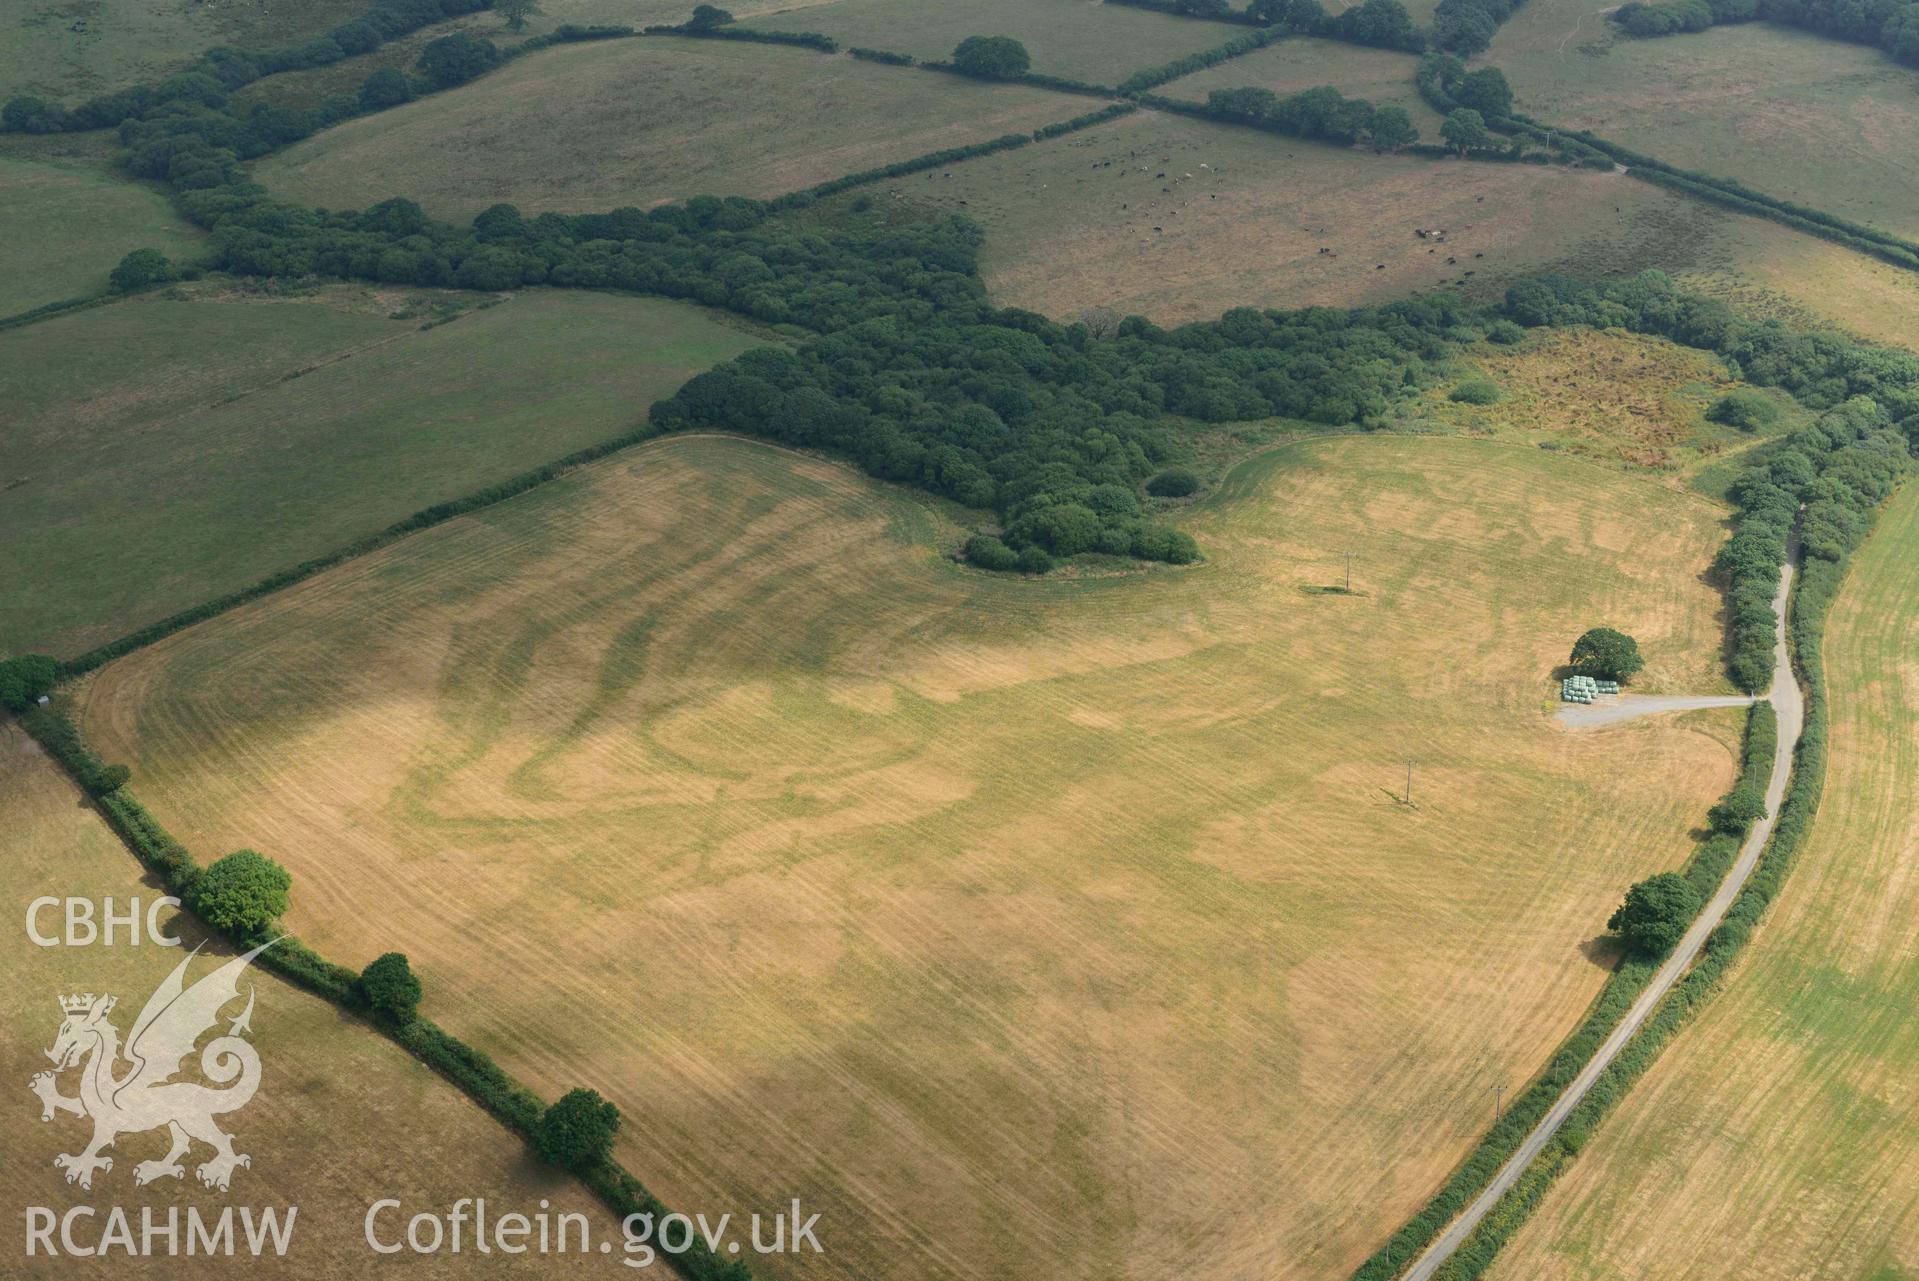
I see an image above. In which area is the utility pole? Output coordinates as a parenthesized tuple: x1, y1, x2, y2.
(1490, 1084, 1506, 1123)
(1405, 758, 1415, 805)
(1344, 550, 1355, 593)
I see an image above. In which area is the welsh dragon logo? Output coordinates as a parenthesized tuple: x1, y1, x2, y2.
(29, 940, 274, 1192)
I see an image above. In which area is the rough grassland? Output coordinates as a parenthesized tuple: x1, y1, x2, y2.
(0, 156, 202, 316)
(80, 433, 1740, 1281)
(0, 723, 612, 1277)
(252, 38, 1088, 219)
(865, 108, 1724, 323)
(0, 285, 761, 658)
(0, 0, 366, 100)
(1414, 328, 1796, 476)
(741, 0, 1233, 85)
(1490, 7, 1919, 241)
(1162, 39, 1445, 137)
(1487, 481, 1919, 1281)
(1675, 211, 1919, 354)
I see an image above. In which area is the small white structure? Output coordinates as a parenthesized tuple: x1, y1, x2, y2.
(1560, 675, 1620, 704)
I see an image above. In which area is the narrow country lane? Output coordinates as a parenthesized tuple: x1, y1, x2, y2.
(1400, 554, 1806, 1280)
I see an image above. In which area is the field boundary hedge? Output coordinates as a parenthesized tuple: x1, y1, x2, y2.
(1350, 697, 1777, 1279)
(1359, 364, 1913, 1276)
(1118, 25, 1289, 94)
(1422, 495, 1889, 1278)
(767, 102, 1138, 205)
(1490, 111, 1919, 271)
(639, 23, 836, 52)
(1, 0, 498, 134)
(60, 418, 672, 675)
(14, 698, 751, 1281)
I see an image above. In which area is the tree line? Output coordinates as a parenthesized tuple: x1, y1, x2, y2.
(1614, 0, 1919, 64)
(1101, 0, 1531, 55)
(2, 0, 501, 134)
(13, 695, 736, 1274)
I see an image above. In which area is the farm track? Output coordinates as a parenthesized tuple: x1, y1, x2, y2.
(1401, 552, 1804, 1280)
(1556, 692, 1755, 727)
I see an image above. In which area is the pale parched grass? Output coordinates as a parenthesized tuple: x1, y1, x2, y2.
(1488, 481, 1919, 1281)
(81, 432, 1739, 1281)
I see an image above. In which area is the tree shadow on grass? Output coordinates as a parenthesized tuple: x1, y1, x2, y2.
(1579, 933, 1627, 972)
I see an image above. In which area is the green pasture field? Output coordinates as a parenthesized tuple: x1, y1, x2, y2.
(849, 107, 1725, 323)
(1490, 8, 1919, 241)
(1160, 37, 1445, 136)
(0, 722, 615, 1279)
(0, 285, 762, 658)
(0, 156, 202, 316)
(250, 36, 1090, 219)
(740, 0, 1233, 85)
(0, 0, 367, 101)
(79, 431, 1742, 1281)
(1490, 481, 1919, 1281)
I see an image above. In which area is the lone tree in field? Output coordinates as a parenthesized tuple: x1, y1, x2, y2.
(535, 1088, 621, 1172)
(687, 3, 734, 28)
(191, 849, 291, 941)
(357, 952, 423, 1022)
(1441, 108, 1491, 155)
(1568, 626, 1644, 682)
(1608, 872, 1700, 957)
(952, 35, 1031, 79)
(497, 0, 542, 33)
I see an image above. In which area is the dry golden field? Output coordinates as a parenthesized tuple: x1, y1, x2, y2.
(252, 37, 1089, 219)
(864, 108, 1726, 323)
(0, 724, 612, 1276)
(1487, 480, 1919, 1281)
(77, 432, 1743, 1281)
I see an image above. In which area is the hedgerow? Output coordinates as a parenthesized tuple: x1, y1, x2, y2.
(1613, 0, 1919, 70)
(1351, 697, 1777, 1279)
(18, 694, 749, 1280)
(1358, 282, 1915, 1278)
(639, 24, 837, 52)
(1, 0, 497, 134)
(1428, 432, 1903, 1280)
(61, 419, 676, 675)
(1118, 26, 1288, 95)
